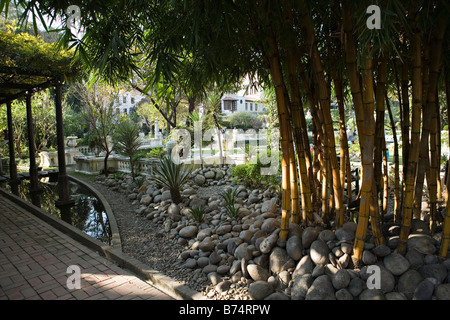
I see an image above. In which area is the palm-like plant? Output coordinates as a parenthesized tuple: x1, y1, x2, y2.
(221, 187, 241, 218)
(189, 205, 206, 222)
(114, 119, 143, 180)
(150, 156, 192, 204)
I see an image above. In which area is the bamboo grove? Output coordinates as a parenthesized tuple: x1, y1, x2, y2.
(243, 0, 450, 263)
(3, 0, 450, 264)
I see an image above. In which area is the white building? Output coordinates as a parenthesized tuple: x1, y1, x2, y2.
(112, 88, 146, 115)
(221, 76, 267, 115)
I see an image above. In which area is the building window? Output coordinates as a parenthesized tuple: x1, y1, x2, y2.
(250, 103, 253, 111)
(245, 103, 248, 111)
(131, 97, 135, 104)
(123, 96, 127, 103)
(123, 108, 128, 115)
(116, 108, 120, 115)
(232, 101, 237, 112)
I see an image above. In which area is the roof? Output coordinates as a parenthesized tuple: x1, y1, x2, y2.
(0, 31, 78, 104)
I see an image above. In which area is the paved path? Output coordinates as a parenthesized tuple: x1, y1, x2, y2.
(0, 194, 174, 300)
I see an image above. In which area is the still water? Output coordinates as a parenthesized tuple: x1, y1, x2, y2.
(3, 178, 112, 245)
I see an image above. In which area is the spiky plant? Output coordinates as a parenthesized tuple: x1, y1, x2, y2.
(221, 187, 241, 218)
(189, 206, 206, 222)
(150, 156, 192, 204)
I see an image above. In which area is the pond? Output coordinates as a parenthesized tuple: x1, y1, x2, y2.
(2, 177, 112, 245)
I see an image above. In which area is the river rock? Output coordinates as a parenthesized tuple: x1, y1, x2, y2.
(305, 275, 336, 300)
(248, 281, 274, 300)
(235, 243, 252, 260)
(385, 292, 407, 300)
(259, 233, 278, 254)
(261, 198, 277, 214)
(319, 229, 336, 242)
(413, 278, 435, 300)
(335, 227, 355, 242)
(179, 225, 198, 238)
(293, 255, 314, 278)
(140, 194, 152, 206)
(435, 283, 450, 300)
(398, 269, 424, 299)
(270, 247, 290, 274)
(418, 264, 448, 284)
(348, 277, 365, 297)
(264, 292, 290, 300)
(197, 257, 210, 268)
(372, 244, 391, 257)
(203, 264, 217, 274)
(332, 269, 350, 290)
(286, 235, 303, 261)
(291, 274, 314, 300)
(247, 264, 270, 282)
(383, 252, 410, 276)
(167, 203, 181, 221)
(302, 227, 319, 249)
(204, 171, 215, 179)
(261, 218, 280, 234)
(406, 249, 425, 269)
(189, 197, 207, 208)
(362, 250, 377, 265)
(216, 224, 232, 235)
(407, 235, 436, 255)
(310, 239, 330, 266)
(209, 251, 221, 265)
(194, 174, 206, 186)
(161, 190, 172, 201)
(359, 289, 385, 300)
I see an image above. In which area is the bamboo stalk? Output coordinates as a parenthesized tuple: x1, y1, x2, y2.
(397, 29, 423, 254)
(298, 0, 344, 227)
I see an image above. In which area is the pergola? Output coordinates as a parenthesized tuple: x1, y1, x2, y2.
(0, 30, 79, 210)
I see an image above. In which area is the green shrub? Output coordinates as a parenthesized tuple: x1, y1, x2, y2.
(149, 156, 192, 204)
(221, 187, 241, 218)
(189, 206, 206, 222)
(231, 157, 279, 190)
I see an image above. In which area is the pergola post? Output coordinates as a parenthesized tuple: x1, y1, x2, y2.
(54, 79, 74, 221)
(25, 91, 40, 193)
(6, 101, 18, 182)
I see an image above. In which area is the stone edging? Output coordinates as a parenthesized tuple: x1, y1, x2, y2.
(0, 181, 204, 301)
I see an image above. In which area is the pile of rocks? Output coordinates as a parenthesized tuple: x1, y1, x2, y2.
(97, 166, 450, 300)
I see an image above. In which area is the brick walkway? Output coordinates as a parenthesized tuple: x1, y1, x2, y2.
(0, 194, 174, 300)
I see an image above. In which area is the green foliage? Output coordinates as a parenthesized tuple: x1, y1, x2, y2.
(189, 206, 206, 222)
(149, 155, 192, 204)
(135, 176, 145, 188)
(227, 111, 263, 130)
(146, 147, 166, 159)
(221, 187, 241, 218)
(231, 157, 280, 190)
(113, 119, 142, 157)
(113, 119, 143, 179)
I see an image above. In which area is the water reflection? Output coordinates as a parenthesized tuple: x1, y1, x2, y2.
(3, 178, 112, 245)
